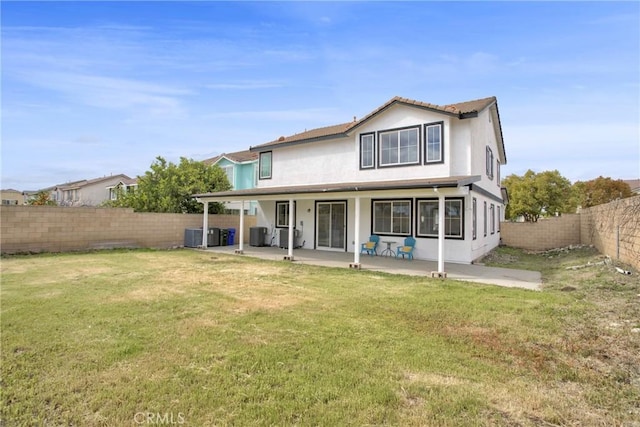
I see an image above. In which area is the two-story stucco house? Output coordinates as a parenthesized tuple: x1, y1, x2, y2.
(203, 150, 259, 215)
(195, 96, 507, 273)
(48, 174, 136, 206)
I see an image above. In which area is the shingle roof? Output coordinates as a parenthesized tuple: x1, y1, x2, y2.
(55, 174, 133, 191)
(251, 95, 497, 151)
(203, 149, 258, 166)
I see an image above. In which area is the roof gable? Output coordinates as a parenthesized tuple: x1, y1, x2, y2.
(203, 149, 258, 166)
(251, 95, 499, 152)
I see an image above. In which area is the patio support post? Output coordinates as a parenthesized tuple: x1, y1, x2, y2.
(202, 201, 209, 248)
(236, 200, 245, 254)
(285, 198, 294, 261)
(350, 196, 361, 269)
(437, 194, 446, 275)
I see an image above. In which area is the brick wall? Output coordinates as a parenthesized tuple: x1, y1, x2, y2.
(500, 196, 639, 271)
(500, 214, 581, 252)
(0, 206, 256, 254)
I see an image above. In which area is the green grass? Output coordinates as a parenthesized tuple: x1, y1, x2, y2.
(1, 248, 639, 426)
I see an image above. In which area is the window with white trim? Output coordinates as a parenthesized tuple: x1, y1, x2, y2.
(372, 200, 411, 235)
(360, 133, 374, 169)
(417, 198, 464, 239)
(424, 122, 443, 164)
(222, 165, 234, 188)
(378, 127, 419, 167)
(497, 206, 501, 232)
(496, 160, 501, 186)
(259, 151, 272, 180)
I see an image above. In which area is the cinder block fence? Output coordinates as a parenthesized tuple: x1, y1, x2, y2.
(0, 206, 256, 254)
(500, 196, 639, 271)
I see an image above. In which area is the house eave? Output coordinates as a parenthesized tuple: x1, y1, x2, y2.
(194, 175, 481, 202)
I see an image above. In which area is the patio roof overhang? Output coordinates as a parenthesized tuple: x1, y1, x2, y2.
(194, 175, 481, 202)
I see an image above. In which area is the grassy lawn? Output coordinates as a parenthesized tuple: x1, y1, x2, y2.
(1, 247, 638, 426)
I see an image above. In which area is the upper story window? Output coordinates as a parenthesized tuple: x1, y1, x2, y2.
(222, 165, 234, 188)
(259, 151, 272, 180)
(496, 160, 501, 186)
(424, 122, 444, 164)
(486, 146, 494, 180)
(360, 133, 375, 169)
(372, 199, 411, 236)
(378, 126, 419, 167)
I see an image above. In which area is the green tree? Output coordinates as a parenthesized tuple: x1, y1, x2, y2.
(503, 169, 572, 222)
(28, 191, 57, 206)
(108, 156, 231, 213)
(571, 176, 633, 208)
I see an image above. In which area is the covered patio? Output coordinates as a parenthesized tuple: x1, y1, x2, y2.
(202, 244, 541, 291)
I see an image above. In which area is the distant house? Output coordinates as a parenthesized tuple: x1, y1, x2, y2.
(105, 176, 138, 201)
(623, 179, 640, 194)
(196, 95, 507, 272)
(42, 174, 136, 206)
(203, 150, 259, 215)
(1, 189, 25, 205)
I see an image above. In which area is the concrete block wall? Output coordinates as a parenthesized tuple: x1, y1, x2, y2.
(499, 214, 581, 252)
(580, 196, 640, 271)
(0, 206, 256, 254)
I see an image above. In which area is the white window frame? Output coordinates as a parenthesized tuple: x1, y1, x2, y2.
(378, 126, 419, 167)
(359, 133, 375, 169)
(424, 122, 444, 164)
(222, 165, 234, 189)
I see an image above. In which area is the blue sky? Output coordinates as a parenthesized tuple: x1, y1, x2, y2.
(2, 1, 639, 191)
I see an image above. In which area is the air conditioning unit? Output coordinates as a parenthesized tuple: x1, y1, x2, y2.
(279, 229, 300, 249)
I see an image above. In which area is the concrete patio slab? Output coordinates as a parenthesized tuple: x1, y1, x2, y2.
(203, 245, 542, 291)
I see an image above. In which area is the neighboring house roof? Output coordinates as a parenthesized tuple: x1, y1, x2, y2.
(203, 149, 258, 166)
(47, 174, 133, 192)
(251, 96, 501, 154)
(195, 175, 481, 200)
(623, 179, 640, 193)
(105, 176, 138, 188)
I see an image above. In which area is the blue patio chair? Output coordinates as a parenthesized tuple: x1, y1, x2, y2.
(396, 237, 416, 260)
(360, 235, 380, 256)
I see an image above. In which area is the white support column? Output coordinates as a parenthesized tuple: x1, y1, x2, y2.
(236, 200, 245, 254)
(201, 201, 209, 248)
(285, 198, 295, 261)
(436, 194, 447, 277)
(350, 196, 361, 269)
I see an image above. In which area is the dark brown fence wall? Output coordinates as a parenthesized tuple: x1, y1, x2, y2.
(0, 206, 256, 254)
(500, 195, 640, 271)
